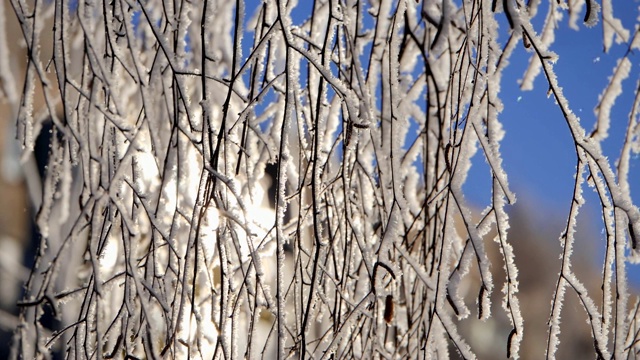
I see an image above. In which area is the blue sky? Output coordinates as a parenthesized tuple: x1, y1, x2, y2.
(275, 0, 640, 218)
(465, 2, 640, 214)
(254, 0, 640, 210)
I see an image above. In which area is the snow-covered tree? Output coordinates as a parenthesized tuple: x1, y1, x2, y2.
(2, 0, 640, 358)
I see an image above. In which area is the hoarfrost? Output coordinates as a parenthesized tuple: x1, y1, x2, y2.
(5, 0, 640, 359)
(592, 57, 632, 142)
(601, 0, 629, 52)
